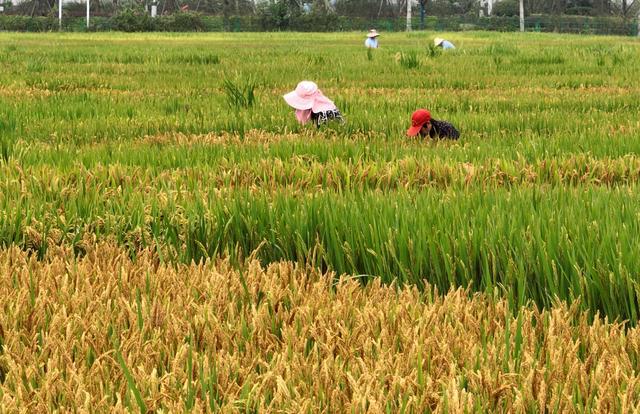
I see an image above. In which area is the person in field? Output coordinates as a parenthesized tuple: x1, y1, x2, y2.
(407, 109, 459, 140)
(365, 29, 380, 48)
(434, 37, 456, 50)
(283, 81, 344, 127)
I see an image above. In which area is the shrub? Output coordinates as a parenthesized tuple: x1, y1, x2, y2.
(493, 0, 519, 17)
(0, 15, 58, 31)
(160, 11, 206, 32)
(256, 0, 290, 30)
(111, 8, 156, 32)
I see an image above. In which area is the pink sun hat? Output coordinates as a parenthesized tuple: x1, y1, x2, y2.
(283, 81, 337, 113)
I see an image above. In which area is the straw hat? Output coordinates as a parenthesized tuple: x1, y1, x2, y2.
(283, 81, 336, 113)
(367, 29, 380, 38)
(433, 37, 444, 46)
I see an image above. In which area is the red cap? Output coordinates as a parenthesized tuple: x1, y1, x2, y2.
(407, 109, 430, 137)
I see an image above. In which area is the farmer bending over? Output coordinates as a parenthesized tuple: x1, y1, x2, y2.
(434, 37, 456, 50)
(283, 81, 344, 127)
(407, 109, 459, 140)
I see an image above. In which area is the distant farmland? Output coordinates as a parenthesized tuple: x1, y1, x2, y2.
(1, 32, 639, 412)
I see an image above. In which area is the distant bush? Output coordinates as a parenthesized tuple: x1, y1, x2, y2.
(289, 12, 341, 31)
(0, 13, 636, 35)
(110, 9, 205, 32)
(256, 0, 290, 30)
(0, 15, 58, 31)
(493, 0, 519, 17)
(160, 11, 206, 31)
(111, 8, 156, 31)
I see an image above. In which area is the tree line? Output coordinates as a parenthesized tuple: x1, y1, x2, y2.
(3, 0, 638, 21)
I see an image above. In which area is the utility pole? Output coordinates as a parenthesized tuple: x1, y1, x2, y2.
(406, 0, 412, 31)
(519, 0, 524, 32)
(86, 0, 90, 28)
(58, 0, 62, 30)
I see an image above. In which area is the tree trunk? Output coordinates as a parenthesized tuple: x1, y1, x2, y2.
(376, 0, 384, 18)
(519, 0, 524, 32)
(406, 0, 411, 31)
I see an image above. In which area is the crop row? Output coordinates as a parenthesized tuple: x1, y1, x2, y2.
(1, 86, 638, 145)
(3, 153, 640, 197)
(2, 187, 640, 321)
(1, 33, 640, 149)
(1, 243, 638, 412)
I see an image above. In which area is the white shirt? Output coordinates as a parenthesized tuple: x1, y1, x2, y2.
(365, 38, 378, 48)
(441, 40, 455, 50)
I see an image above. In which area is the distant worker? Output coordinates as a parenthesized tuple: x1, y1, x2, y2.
(365, 29, 380, 48)
(434, 37, 456, 50)
(407, 109, 459, 140)
(283, 81, 344, 127)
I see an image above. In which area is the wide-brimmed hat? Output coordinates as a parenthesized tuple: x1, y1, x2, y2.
(407, 109, 431, 137)
(433, 37, 444, 46)
(283, 81, 336, 113)
(367, 29, 380, 38)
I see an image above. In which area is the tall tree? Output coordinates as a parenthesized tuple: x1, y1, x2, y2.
(612, 0, 638, 18)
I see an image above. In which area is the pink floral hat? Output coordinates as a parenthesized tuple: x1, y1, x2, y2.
(283, 81, 337, 113)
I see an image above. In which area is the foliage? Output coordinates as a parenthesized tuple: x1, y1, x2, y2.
(493, 0, 520, 16)
(256, 0, 292, 30)
(162, 11, 207, 31)
(223, 78, 256, 109)
(398, 50, 421, 68)
(426, 42, 441, 57)
(0, 13, 636, 34)
(112, 8, 156, 32)
(111, 9, 205, 32)
(0, 15, 58, 31)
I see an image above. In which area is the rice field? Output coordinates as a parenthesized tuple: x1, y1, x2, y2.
(1, 31, 640, 411)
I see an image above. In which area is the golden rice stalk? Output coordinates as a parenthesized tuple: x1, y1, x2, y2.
(0, 243, 638, 413)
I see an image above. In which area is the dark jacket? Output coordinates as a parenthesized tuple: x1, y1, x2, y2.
(428, 119, 460, 139)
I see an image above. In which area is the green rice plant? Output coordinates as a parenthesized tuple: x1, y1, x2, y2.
(308, 54, 325, 65)
(223, 78, 256, 110)
(426, 43, 441, 58)
(482, 43, 519, 56)
(26, 58, 46, 73)
(185, 338, 195, 411)
(113, 341, 147, 414)
(398, 51, 420, 69)
(0, 136, 13, 163)
(164, 53, 220, 65)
